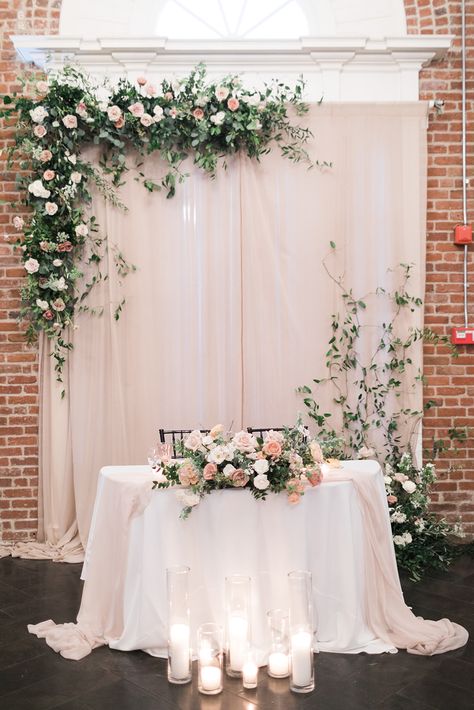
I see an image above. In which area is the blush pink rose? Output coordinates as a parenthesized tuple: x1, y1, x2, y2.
(193, 107, 204, 120)
(179, 460, 199, 486)
(76, 102, 88, 118)
(145, 83, 157, 96)
(115, 116, 125, 129)
(43, 309, 54, 320)
(107, 105, 122, 122)
(164, 92, 174, 101)
(128, 102, 145, 117)
(34, 125, 47, 138)
(210, 424, 224, 439)
(137, 76, 147, 86)
(203, 463, 217, 481)
(232, 468, 249, 487)
(387, 494, 398, 504)
(62, 115, 78, 129)
(39, 150, 52, 162)
(227, 97, 239, 112)
(43, 170, 55, 181)
(45, 202, 58, 215)
(306, 467, 322, 487)
(262, 440, 282, 459)
(140, 113, 153, 127)
(288, 491, 301, 505)
(394, 473, 408, 483)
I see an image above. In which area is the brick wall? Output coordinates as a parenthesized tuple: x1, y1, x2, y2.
(0, 0, 473, 541)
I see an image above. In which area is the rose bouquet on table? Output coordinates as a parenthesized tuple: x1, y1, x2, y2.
(153, 423, 326, 519)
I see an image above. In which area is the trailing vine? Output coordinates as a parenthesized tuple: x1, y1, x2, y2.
(1, 63, 320, 384)
(299, 245, 466, 580)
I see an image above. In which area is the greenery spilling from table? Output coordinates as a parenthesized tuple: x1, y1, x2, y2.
(1, 63, 317, 384)
(299, 252, 466, 581)
(153, 423, 339, 519)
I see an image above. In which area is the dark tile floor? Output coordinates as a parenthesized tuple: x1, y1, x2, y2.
(0, 555, 473, 710)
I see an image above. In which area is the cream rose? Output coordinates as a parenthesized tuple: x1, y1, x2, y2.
(402, 480, 417, 494)
(107, 105, 122, 122)
(52, 298, 66, 311)
(310, 441, 324, 464)
(25, 258, 40, 274)
(184, 430, 202, 452)
(210, 424, 224, 439)
(75, 224, 89, 237)
(28, 180, 50, 198)
(30, 106, 48, 123)
(36, 299, 48, 310)
(215, 85, 229, 101)
(210, 111, 225, 126)
(232, 431, 257, 453)
(34, 125, 47, 138)
(45, 202, 58, 215)
(70, 172, 82, 184)
(140, 113, 154, 127)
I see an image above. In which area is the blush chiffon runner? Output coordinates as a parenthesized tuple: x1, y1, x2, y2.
(28, 464, 468, 661)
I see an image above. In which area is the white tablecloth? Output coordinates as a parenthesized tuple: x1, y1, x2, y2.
(82, 461, 396, 659)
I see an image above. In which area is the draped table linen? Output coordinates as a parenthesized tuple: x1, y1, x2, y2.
(28, 461, 468, 661)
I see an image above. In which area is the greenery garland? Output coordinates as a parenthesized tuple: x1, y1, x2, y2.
(1, 63, 316, 382)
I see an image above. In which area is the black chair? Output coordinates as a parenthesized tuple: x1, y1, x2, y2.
(247, 426, 285, 439)
(159, 428, 210, 457)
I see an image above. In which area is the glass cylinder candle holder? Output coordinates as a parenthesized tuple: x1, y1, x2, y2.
(267, 609, 290, 678)
(198, 623, 223, 695)
(288, 570, 315, 694)
(242, 650, 259, 690)
(167, 565, 192, 684)
(225, 575, 251, 677)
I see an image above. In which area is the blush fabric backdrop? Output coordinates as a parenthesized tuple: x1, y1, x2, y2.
(25, 102, 428, 560)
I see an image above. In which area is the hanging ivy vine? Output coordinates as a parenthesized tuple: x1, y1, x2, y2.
(1, 63, 320, 382)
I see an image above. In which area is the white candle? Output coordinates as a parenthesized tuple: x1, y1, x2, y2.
(200, 666, 222, 692)
(291, 631, 312, 687)
(268, 651, 289, 677)
(242, 660, 258, 688)
(169, 623, 190, 680)
(228, 615, 248, 672)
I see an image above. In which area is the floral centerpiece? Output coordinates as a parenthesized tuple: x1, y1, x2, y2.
(153, 423, 326, 518)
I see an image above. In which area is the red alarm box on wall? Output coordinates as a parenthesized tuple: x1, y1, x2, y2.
(454, 224, 472, 244)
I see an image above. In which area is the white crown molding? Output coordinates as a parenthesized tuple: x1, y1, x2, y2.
(11, 34, 454, 102)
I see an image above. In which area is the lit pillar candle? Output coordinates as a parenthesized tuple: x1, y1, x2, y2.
(200, 666, 222, 692)
(228, 615, 248, 672)
(242, 659, 258, 689)
(291, 631, 312, 687)
(268, 651, 289, 677)
(169, 623, 190, 680)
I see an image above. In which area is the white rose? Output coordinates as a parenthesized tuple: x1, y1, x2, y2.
(223, 464, 236, 477)
(75, 224, 88, 237)
(95, 86, 111, 106)
(210, 111, 226, 126)
(253, 458, 269, 475)
(264, 430, 285, 444)
(223, 444, 236, 461)
(24, 258, 40, 274)
(70, 172, 82, 184)
(244, 93, 260, 107)
(36, 81, 49, 95)
(393, 535, 406, 547)
(29, 106, 48, 123)
(390, 511, 407, 524)
(153, 105, 164, 118)
(403, 532, 412, 544)
(45, 202, 58, 216)
(53, 259, 62, 267)
(53, 277, 67, 292)
(384, 476, 392, 485)
(202, 435, 213, 446)
(253, 473, 270, 490)
(184, 430, 202, 451)
(402, 480, 417, 494)
(36, 298, 48, 310)
(208, 445, 227, 465)
(67, 154, 77, 165)
(28, 180, 50, 199)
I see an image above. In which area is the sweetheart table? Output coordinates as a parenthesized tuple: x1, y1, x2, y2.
(28, 460, 468, 661)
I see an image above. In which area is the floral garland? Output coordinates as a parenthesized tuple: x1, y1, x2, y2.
(2, 64, 315, 382)
(153, 423, 330, 519)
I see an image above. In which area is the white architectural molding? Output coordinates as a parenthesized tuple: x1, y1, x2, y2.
(11, 35, 453, 102)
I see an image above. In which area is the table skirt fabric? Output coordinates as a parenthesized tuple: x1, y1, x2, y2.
(28, 461, 468, 661)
